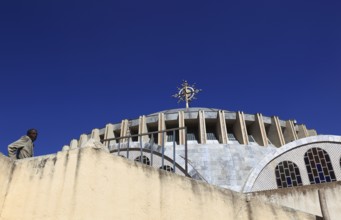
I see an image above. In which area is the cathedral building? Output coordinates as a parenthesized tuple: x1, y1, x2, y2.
(0, 82, 340, 220)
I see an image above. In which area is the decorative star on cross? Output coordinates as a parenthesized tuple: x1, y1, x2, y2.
(172, 80, 202, 108)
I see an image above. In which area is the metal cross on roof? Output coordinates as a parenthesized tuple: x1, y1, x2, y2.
(172, 80, 202, 109)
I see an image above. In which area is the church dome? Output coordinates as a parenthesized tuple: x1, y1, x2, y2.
(63, 106, 335, 193)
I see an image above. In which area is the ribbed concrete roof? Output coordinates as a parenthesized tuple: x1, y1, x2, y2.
(148, 107, 230, 116)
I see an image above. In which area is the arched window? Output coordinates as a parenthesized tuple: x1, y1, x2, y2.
(304, 148, 336, 184)
(134, 155, 150, 165)
(160, 165, 174, 172)
(275, 161, 302, 188)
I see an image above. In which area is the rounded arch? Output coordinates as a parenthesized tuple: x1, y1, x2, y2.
(134, 155, 150, 165)
(243, 135, 341, 193)
(160, 165, 174, 172)
(111, 147, 201, 179)
(275, 161, 302, 188)
(304, 147, 336, 184)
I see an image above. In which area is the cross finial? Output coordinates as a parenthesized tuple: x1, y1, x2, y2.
(172, 80, 202, 109)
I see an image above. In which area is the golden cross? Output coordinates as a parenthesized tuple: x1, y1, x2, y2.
(173, 80, 202, 109)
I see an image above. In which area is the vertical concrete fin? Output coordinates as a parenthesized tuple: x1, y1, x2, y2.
(120, 120, 129, 143)
(138, 115, 149, 143)
(158, 113, 166, 146)
(70, 139, 78, 149)
(278, 118, 286, 146)
(268, 116, 285, 147)
(308, 129, 317, 136)
(241, 112, 249, 145)
(234, 111, 248, 145)
(217, 110, 228, 144)
(103, 123, 114, 148)
(291, 120, 299, 140)
(62, 145, 70, 151)
(283, 120, 298, 143)
(91, 129, 100, 142)
(78, 134, 88, 148)
(198, 110, 207, 144)
(178, 111, 185, 145)
(297, 124, 309, 139)
(251, 113, 267, 146)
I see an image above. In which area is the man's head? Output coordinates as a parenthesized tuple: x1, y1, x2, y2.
(27, 128, 38, 142)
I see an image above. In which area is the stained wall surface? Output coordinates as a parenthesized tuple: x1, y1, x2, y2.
(251, 182, 341, 220)
(0, 148, 316, 220)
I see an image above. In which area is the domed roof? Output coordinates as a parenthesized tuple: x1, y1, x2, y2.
(148, 107, 230, 116)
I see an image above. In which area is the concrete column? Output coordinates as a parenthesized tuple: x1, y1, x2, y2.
(103, 123, 114, 148)
(318, 189, 331, 220)
(138, 115, 149, 143)
(158, 113, 166, 146)
(78, 134, 88, 148)
(250, 113, 268, 146)
(283, 120, 298, 143)
(217, 110, 228, 144)
(297, 124, 309, 139)
(91, 128, 100, 142)
(178, 111, 185, 145)
(69, 139, 78, 149)
(198, 110, 207, 144)
(268, 116, 285, 147)
(233, 111, 248, 145)
(308, 129, 317, 136)
(120, 120, 129, 143)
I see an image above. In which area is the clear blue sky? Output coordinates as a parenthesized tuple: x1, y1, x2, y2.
(0, 0, 340, 157)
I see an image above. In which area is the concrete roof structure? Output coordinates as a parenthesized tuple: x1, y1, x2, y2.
(2, 106, 341, 219)
(61, 107, 341, 195)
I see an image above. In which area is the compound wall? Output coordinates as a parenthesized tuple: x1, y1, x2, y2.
(0, 148, 315, 220)
(251, 182, 341, 220)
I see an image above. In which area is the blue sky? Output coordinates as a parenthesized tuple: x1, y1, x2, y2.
(0, 0, 340, 156)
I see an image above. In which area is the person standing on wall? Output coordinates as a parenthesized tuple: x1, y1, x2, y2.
(8, 128, 38, 160)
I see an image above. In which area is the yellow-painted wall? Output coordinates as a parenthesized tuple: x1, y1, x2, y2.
(0, 148, 315, 220)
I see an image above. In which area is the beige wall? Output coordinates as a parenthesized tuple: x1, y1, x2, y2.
(0, 149, 316, 220)
(251, 182, 341, 220)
